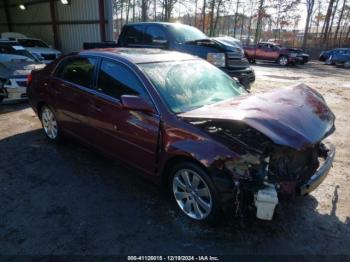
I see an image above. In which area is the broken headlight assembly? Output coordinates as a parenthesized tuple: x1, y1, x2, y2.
(224, 154, 270, 182)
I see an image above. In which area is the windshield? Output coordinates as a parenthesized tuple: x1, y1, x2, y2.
(139, 60, 246, 113)
(18, 39, 49, 48)
(169, 24, 208, 43)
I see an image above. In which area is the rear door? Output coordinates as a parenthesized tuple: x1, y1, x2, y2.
(51, 56, 97, 141)
(89, 58, 160, 175)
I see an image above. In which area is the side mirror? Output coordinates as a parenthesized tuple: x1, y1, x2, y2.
(121, 95, 155, 114)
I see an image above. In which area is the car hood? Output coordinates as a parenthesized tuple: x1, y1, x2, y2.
(211, 37, 244, 53)
(179, 84, 335, 150)
(26, 47, 61, 55)
(186, 38, 244, 54)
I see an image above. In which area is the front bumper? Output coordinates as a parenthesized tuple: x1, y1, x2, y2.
(299, 143, 335, 195)
(298, 55, 309, 64)
(222, 67, 255, 90)
(288, 56, 305, 64)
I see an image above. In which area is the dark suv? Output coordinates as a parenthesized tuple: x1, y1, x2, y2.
(117, 22, 255, 89)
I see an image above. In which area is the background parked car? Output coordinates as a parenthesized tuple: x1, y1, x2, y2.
(0, 40, 45, 103)
(319, 48, 350, 63)
(17, 38, 62, 64)
(244, 42, 309, 66)
(1, 32, 61, 64)
(329, 50, 350, 68)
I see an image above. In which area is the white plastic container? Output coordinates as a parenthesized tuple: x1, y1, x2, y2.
(254, 186, 279, 220)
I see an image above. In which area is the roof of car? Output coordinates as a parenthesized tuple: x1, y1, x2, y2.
(80, 48, 198, 64)
(259, 42, 278, 45)
(123, 22, 182, 27)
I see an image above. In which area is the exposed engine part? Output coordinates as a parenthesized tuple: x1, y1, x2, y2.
(191, 119, 274, 155)
(233, 181, 240, 216)
(191, 119, 331, 198)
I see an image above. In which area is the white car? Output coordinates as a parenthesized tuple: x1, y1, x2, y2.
(0, 41, 45, 103)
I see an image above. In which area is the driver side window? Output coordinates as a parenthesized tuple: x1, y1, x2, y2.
(96, 59, 148, 101)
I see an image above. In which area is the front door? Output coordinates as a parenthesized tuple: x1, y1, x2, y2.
(89, 59, 160, 175)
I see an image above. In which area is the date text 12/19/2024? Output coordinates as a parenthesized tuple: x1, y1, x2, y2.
(127, 256, 220, 261)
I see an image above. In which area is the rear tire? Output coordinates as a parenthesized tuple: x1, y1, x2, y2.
(344, 61, 350, 68)
(40, 105, 62, 142)
(169, 161, 222, 224)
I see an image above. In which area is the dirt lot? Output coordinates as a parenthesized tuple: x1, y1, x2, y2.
(0, 61, 349, 256)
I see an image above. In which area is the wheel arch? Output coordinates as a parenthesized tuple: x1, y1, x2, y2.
(160, 155, 208, 188)
(36, 101, 47, 118)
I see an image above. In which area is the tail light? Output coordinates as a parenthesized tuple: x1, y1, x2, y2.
(27, 73, 32, 87)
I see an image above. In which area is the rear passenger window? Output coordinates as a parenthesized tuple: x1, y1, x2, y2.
(55, 57, 97, 88)
(144, 26, 167, 44)
(124, 26, 143, 45)
(96, 59, 147, 100)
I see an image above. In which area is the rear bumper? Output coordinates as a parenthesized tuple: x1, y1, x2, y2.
(2, 78, 28, 101)
(299, 143, 335, 195)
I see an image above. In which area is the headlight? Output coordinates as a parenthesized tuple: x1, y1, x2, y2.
(290, 53, 297, 57)
(207, 53, 226, 67)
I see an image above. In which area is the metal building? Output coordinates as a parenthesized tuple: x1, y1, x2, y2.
(0, 0, 113, 53)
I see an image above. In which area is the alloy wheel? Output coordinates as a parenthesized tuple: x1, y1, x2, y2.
(172, 168, 213, 220)
(279, 56, 288, 66)
(41, 107, 58, 140)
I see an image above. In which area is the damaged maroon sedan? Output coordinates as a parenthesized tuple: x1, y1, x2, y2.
(27, 48, 335, 222)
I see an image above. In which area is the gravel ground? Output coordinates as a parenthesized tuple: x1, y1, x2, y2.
(0, 61, 349, 256)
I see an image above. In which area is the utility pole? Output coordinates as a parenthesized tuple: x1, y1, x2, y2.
(233, 0, 240, 37)
(254, 0, 264, 44)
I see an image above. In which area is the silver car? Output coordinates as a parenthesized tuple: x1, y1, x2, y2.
(0, 41, 45, 103)
(17, 38, 61, 64)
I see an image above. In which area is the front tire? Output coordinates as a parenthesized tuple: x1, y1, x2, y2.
(40, 105, 62, 142)
(277, 56, 288, 66)
(169, 162, 221, 223)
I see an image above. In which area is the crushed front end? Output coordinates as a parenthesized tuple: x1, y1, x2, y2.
(191, 119, 335, 220)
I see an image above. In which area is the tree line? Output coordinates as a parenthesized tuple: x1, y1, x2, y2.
(112, 0, 350, 49)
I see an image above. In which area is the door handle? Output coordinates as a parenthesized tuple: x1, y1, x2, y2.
(53, 89, 61, 95)
(92, 104, 102, 112)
